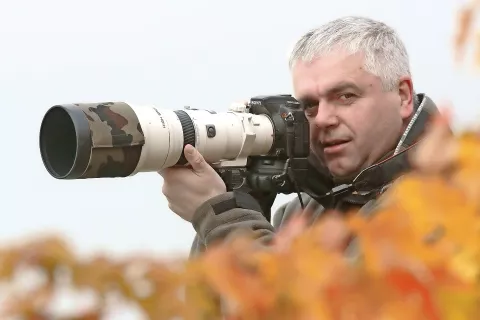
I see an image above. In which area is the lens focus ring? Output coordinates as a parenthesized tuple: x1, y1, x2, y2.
(173, 110, 196, 165)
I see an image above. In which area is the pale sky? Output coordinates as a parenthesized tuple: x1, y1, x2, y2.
(1, 0, 479, 261)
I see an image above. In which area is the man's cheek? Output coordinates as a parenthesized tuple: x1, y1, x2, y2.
(309, 124, 320, 141)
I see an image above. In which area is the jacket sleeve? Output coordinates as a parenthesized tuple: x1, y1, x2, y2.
(189, 191, 290, 258)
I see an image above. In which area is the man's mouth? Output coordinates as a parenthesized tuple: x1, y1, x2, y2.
(322, 139, 351, 154)
(323, 139, 350, 147)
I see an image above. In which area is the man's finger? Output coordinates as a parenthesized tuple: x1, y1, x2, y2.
(184, 144, 207, 173)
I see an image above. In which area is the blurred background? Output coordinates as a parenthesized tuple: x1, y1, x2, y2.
(0, 0, 478, 258)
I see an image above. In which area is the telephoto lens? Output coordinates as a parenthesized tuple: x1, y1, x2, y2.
(39, 101, 275, 179)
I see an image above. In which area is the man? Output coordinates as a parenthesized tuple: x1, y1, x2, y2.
(160, 16, 439, 258)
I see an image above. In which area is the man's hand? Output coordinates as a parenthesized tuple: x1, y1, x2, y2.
(159, 144, 227, 222)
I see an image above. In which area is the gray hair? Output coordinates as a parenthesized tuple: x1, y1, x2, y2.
(288, 16, 412, 92)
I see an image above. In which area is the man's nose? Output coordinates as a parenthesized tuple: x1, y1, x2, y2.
(312, 102, 338, 128)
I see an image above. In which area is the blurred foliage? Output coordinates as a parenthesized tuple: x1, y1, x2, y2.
(2, 3, 480, 319)
(454, 0, 480, 67)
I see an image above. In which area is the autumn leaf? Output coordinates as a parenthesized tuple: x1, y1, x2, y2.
(454, 0, 480, 67)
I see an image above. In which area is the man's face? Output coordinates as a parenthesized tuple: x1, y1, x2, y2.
(292, 50, 414, 178)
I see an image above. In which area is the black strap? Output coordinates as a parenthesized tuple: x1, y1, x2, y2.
(211, 190, 264, 216)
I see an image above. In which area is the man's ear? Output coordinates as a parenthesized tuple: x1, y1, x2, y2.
(398, 76, 414, 120)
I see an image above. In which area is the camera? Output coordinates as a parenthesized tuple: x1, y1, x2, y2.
(39, 94, 334, 219)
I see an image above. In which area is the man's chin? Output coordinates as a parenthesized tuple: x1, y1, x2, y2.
(312, 149, 360, 181)
(326, 162, 359, 182)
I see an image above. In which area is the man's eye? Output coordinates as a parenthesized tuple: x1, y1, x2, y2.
(338, 93, 356, 102)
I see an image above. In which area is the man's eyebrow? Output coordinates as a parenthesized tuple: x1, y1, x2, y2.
(296, 95, 318, 107)
(325, 81, 362, 95)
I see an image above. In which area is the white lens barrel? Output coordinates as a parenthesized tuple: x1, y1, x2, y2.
(128, 105, 275, 174)
(183, 109, 274, 164)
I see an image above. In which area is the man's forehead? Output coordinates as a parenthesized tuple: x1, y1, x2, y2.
(295, 50, 364, 70)
(291, 53, 376, 98)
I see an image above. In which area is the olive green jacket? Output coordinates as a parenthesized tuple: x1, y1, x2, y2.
(189, 93, 439, 258)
